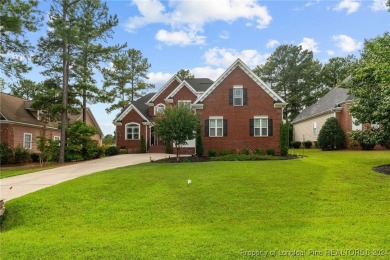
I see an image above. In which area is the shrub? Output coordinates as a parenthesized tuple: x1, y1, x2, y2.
(303, 140, 313, 149)
(207, 149, 216, 157)
(14, 146, 30, 164)
(119, 149, 127, 154)
(266, 148, 275, 156)
(31, 153, 40, 162)
(140, 135, 147, 153)
(280, 123, 289, 156)
(0, 142, 13, 165)
(242, 147, 250, 155)
(195, 124, 204, 157)
(105, 146, 118, 156)
(317, 117, 346, 150)
(349, 129, 377, 150)
(219, 149, 231, 156)
(291, 141, 302, 149)
(255, 148, 263, 155)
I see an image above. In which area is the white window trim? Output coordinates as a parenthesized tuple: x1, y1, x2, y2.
(209, 116, 223, 137)
(53, 136, 60, 141)
(313, 122, 317, 135)
(23, 133, 33, 150)
(125, 122, 140, 140)
(254, 116, 268, 137)
(233, 85, 243, 106)
(154, 103, 165, 115)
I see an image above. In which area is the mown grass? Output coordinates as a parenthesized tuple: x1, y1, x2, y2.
(0, 164, 54, 179)
(1, 150, 389, 259)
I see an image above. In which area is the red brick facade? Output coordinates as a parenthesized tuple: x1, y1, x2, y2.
(0, 124, 14, 148)
(115, 60, 285, 155)
(197, 67, 283, 155)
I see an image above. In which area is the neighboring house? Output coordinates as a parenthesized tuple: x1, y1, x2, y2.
(114, 59, 287, 155)
(68, 108, 104, 145)
(291, 87, 359, 145)
(0, 93, 103, 153)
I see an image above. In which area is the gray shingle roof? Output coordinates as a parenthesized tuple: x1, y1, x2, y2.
(291, 87, 354, 124)
(118, 92, 155, 121)
(184, 78, 214, 92)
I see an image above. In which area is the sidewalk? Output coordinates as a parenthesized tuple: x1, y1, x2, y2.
(0, 153, 169, 201)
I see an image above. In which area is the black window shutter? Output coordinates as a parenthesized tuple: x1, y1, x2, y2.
(249, 119, 254, 136)
(229, 89, 233, 105)
(268, 119, 273, 136)
(205, 120, 209, 137)
(243, 88, 248, 105)
(223, 119, 228, 136)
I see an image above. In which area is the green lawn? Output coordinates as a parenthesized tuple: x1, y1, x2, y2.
(1, 150, 389, 259)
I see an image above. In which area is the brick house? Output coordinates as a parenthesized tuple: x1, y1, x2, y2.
(291, 86, 372, 147)
(0, 92, 103, 153)
(114, 59, 287, 155)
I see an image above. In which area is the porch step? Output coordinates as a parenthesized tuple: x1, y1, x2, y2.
(148, 145, 166, 153)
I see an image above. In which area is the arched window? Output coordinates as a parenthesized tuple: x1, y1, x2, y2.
(155, 103, 165, 115)
(125, 123, 140, 140)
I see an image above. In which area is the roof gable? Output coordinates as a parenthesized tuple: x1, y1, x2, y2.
(291, 87, 354, 124)
(146, 75, 182, 104)
(114, 92, 155, 123)
(165, 80, 198, 100)
(195, 59, 286, 104)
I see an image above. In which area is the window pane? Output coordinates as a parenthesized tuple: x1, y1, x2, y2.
(255, 128, 260, 136)
(210, 119, 216, 127)
(133, 127, 139, 133)
(233, 88, 242, 97)
(261, 119, 268, 127)
(217, 119, 222, 127)
(254, 119, 261, 128)
(210, 128, 216, 136)
(233, 98, 242, 106)
(261, 128, 268, 136)
(217, 128, 223, 136)
(134, 134, 139, 139)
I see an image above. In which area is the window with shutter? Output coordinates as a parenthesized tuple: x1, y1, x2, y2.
(208, 117, 224, 137)
(252, 116, 270, 136)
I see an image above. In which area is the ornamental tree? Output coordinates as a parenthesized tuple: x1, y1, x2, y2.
(317, 117, 346, 150)
(153, 105, 199, 160)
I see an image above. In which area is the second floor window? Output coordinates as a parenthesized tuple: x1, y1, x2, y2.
(155, 104, 165, 115)
(233, 88, 243, 106)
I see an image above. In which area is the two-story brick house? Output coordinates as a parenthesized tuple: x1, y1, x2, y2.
(114, 59, 287, 155)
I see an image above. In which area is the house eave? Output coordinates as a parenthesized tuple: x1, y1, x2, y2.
(274, 102, 288, 109)
(292, 108, 342, 124)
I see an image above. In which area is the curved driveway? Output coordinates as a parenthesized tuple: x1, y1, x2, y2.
(0, 153, 170, 201)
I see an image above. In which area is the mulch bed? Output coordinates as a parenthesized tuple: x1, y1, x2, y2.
(373, 164, 390, 175)
(152, 154, 300, 163)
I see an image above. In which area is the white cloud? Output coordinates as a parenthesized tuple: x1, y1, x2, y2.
(299, 37, 319, 53)
(155, 29, 206, 46)
(125, 0, 272, 46)
(219, 30, 230, 40)
(266, 39, 280, 49)
(333, 0, 361, 14)
(204, 47, 269, 68)
(190, 67, 226, 81)
(147, 71, 174, 87)
(371, 0, 388, 11)
(327, 50, 336, 56)
(332, 34, 363, 52)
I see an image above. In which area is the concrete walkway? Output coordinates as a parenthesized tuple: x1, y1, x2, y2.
(0, 153, 170, 201)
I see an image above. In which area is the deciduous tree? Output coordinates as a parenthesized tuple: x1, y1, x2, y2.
(176, 69, 195, 80)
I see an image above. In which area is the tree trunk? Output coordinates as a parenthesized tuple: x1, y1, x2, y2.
(59, 1, 69, 164)
(82, 87, 87, 122)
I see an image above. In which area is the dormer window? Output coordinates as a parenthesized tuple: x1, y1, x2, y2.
(155, 103, 165, 115)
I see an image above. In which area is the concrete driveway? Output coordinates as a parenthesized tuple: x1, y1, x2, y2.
(0, 153, 170, 201)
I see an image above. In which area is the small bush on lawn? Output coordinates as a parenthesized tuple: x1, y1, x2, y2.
(208, 149, 216, 157)
(349, 129, 377, 150)
(255, 148, 263, 155)
(31, 153, 40, 162)
(303, 141, 313, 149)
(291, 141, 302, 149)
(14, 146, 31, 164)
(219, 149, 231, 156)
(266, 148, 275, 156)
(0, 142, 13, 165)
(105, 146, 118, 156)
(317, 117, 345, 150)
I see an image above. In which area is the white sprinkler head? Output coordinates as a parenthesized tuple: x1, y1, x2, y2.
(188, 179, 192, 185)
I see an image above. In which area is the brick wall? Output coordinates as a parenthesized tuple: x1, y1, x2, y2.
(171, 85, 197, 105)
(116, 109, 147, 153)
(0, 123, 14, 148)
(198, 67, 283, 155)
(153, 79, 180, 107)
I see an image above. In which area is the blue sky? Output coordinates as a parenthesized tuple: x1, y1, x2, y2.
(8, 0, 390, 135)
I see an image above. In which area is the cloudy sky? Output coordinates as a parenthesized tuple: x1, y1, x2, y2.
(19, 0, 390, 135)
